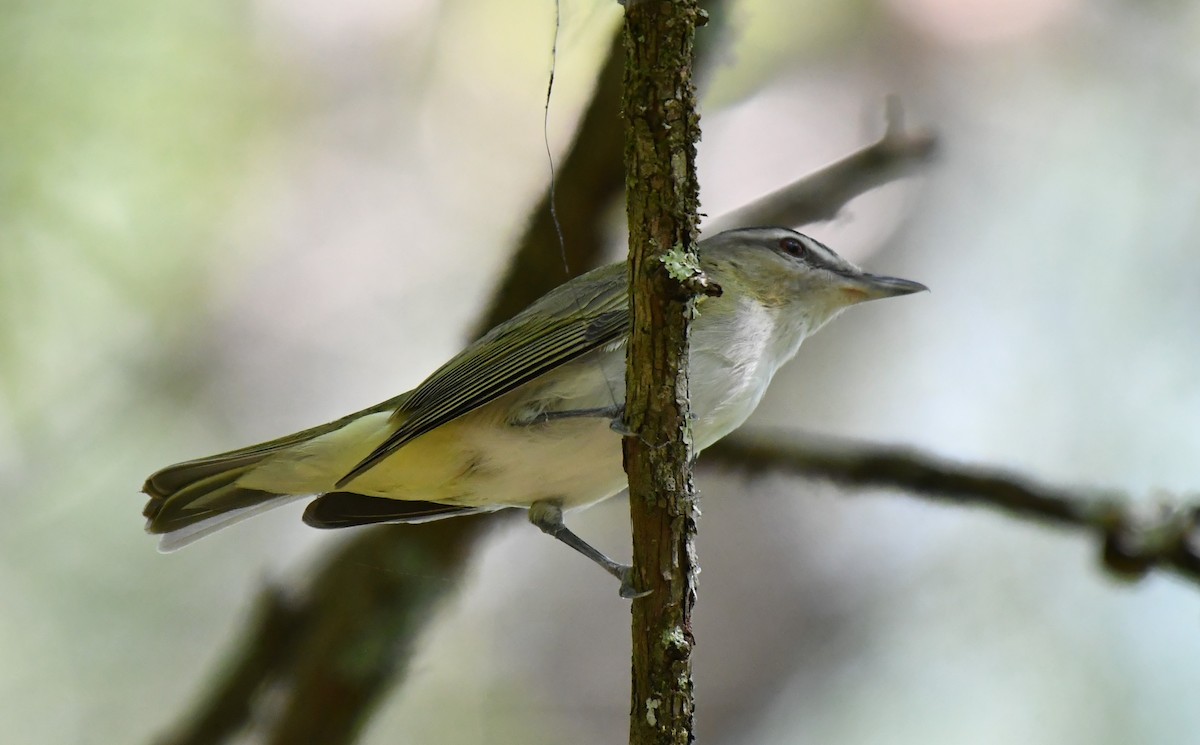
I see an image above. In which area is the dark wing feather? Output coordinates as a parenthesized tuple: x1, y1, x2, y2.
(335, 263, 628, 488)
(303, 491, 488, 527)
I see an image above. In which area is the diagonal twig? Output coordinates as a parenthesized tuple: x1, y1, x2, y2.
(705, 98, 937, 235)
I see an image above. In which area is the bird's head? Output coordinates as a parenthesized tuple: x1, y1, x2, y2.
(700, 226, 927, 330)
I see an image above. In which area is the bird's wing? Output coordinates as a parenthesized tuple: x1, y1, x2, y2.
(335, 263, 628, 487)
(303, 491, 494, 528)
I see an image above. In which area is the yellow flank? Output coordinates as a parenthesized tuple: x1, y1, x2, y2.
(236, 399, 628, 510)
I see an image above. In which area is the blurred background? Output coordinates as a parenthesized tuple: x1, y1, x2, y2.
(3, 0, 1200, 743)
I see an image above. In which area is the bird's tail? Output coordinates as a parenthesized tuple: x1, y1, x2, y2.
(143, 395, 407, 551)
(142, 449, 306, 552)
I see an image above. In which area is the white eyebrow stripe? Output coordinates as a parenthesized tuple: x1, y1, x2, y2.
(801, 236, 842, 268)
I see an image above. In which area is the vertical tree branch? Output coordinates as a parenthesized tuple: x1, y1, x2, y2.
(621, 2, 704, 744)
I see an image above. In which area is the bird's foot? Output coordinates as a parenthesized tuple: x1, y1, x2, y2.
(618, 564, 652, 599)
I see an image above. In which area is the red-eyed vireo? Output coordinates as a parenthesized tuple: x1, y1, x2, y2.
(143, 227, 926, 596)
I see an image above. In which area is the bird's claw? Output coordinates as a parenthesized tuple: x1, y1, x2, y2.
(618, 565, 652, 599)
(610, 417, 635, 437)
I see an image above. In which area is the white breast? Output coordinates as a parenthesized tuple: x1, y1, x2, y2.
(690, 297, 809, 451)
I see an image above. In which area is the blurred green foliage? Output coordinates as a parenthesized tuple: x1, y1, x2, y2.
(0, 1, 281, 412)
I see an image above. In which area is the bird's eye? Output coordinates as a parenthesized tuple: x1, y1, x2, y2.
(779, 236, 807, 258)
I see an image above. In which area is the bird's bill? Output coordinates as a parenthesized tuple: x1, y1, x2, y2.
(838, 272, 929, 304)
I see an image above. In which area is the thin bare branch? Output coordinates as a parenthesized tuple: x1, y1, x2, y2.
(708, 431, 1200, 585)
(705, 98, 937, 235)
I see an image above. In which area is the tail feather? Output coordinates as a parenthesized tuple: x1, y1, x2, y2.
(155, 492, 306, 552)
(142, 392, 413, 549)
(143, 453, 303, 551)
(142, 426, 336, 549)
(143, 452, 283, 505)
(143, 462, 255, 520)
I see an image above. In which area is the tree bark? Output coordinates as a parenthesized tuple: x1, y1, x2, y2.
(621, 2, 705, 744)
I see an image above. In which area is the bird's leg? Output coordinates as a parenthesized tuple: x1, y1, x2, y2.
(528, 501, 649, 598)
(522, 404, 633, 436)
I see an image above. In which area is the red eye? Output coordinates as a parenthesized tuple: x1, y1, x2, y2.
(779, 237, 806, 258)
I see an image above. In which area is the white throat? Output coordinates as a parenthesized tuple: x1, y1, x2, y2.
(689, 295, 816, 450)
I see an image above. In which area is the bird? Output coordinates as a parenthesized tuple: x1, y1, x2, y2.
(143, 226, 926, 595)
